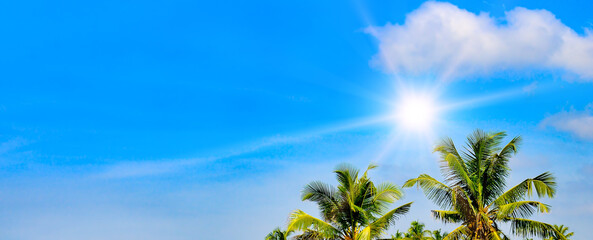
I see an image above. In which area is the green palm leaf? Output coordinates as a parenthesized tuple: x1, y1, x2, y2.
(443, 225, 469, 240)
(431, 210, 461, 223)
(506, 217, 560, 239)
(496, 200, 550, 219)
(403, 174, 454, 209)
(492, 172, 556, 207)
(287, 210, 339, 238)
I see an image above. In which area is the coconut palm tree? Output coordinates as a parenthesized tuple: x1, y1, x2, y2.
(265, 227, 290, 240)
(404, 130, 562, 240)
(430, 229, 447, 240)
(545, 225, 574, 240)
(287, 163, 413, 240)
(404, 221, 433, 240)
(390, 230, 406, 240)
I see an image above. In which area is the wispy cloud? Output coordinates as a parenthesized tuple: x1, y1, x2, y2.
(522, 81, 538, 94)
(540, 104, 593, 140)
(93, 135, 319, 179)
(0, 137, 28, 155)
(93, 116, 393, 179)
(367, 1, 593, 81)
(0, 137, 33, 166)
(94, 158, 205, 179)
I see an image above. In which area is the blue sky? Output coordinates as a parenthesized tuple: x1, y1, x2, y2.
(1, 0, 593, 239)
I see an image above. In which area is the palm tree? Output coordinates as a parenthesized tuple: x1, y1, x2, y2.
(266, 227, 290, 240)
(430, 229, 447, 240)
(404, 130, 562, 240)
(287, 164, 413, 240)
(404, 221, 432, 240)
(545, 225, 574, 240)
(390, 230, 406, 239)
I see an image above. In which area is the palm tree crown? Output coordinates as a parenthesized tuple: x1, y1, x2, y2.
(404, 130, 562, 240)
(385, 222, 447, 240)
(265, 227, 290, 240)
(404, 221, 433, 240)
(430, 229, 447, 240)
(287, 164, 413, 240)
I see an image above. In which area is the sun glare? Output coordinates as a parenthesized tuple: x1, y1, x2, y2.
(394, 92, 438, 132)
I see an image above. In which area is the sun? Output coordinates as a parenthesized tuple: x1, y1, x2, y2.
(394, 91, 438, 132)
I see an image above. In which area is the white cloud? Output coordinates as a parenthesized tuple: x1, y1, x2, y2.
(367, 1, 593, 80)
(540, 104, 593, 140)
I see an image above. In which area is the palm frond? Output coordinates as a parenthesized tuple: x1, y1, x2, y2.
(287, 210, 339, 238)
(404, 174, 454, 209)
(444, 225, 469, 240)
(335, 163, 360, 192)
(482, 136, 521, 204)
(492, 172, 556, 207)
(498, 136, 522, 159)
(302, 181, 339, 220)
(294, 230, 323, 240)
(506, 217, 560, 239)
(431, 210, 462, 223)
(373, 182, 404, 204)
(496, 201, 550, 219)
(302, 181, 337, 202)
(463, 129, 491, 170)
(465, 130, 504, 170)
(443, 153, 475, 194)
(434, 137, 464, 163)
(363, 163, 379, 178)
(464, 131, 506, 205)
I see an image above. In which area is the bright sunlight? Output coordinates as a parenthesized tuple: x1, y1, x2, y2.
(394, 92, 438, 132)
